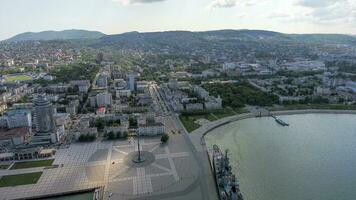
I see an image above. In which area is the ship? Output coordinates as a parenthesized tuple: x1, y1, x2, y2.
(273, 116, 289, 126)
(212, 144, 244, 200)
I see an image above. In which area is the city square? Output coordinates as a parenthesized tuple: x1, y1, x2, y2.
(0, 130, 217, 200)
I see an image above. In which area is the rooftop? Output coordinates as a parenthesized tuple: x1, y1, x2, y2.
(0, 127, 31, 140)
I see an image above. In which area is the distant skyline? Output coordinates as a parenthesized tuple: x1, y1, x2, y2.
(1, 0, 356, 40)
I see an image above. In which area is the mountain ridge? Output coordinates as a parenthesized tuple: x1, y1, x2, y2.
(3, 29, 356, 45)
(5, 29, 106, 42)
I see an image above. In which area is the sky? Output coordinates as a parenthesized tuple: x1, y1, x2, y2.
(0, 0, 356, 40)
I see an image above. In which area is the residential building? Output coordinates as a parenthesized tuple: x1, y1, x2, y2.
(97, 74, 108, 88)
(70, 80, 90, 93)
(204, 96, 223, 110)
(194, 85, 210, 100)
(185, 103, 204, 111)
(116, 89, 131, 98)
(138, 122, 165, 136)
(96, 93, 112, 107)
(5, 109, 32, 129)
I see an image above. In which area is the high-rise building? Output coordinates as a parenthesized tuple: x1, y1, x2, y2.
(30, 96, 59, 145)
(34, 96, 55, 134)
(128, 74, 136, 92)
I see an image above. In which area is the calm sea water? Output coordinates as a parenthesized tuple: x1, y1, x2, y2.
(205, 114, 356, 200)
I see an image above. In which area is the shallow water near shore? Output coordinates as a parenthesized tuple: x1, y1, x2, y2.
(205, 114, 356, 200)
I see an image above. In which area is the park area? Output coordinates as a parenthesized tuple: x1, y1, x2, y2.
(0, 172, 43, 187)
(5, 75, 32, 82)
(0, 164, 10, 170)
(179, 108, 246, 132)
(10, 159, 54, 170)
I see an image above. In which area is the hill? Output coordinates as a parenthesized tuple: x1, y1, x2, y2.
(5, 29, 105, 42)
(92, 30, 356, 50)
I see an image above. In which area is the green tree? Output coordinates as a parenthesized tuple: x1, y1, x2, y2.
(107, 131, 116, 140)
(95, 118, 105, 131)
(129, 117, 137, 128)
(161, 134, 169, 143)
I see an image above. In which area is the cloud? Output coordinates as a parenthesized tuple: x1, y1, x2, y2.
(293, 0, 356, 24)
(207, 0, 239, 9)
(295, 0, 346, 8)
(268, 12, 291, 19)
(113, 0, 166, 5)
(206, 0, 269, 10)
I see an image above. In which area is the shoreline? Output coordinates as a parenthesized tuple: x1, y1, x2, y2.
(204, 109, 356, 138)
(191, 109, 356, 200)
(188, 109, 356, 154)
(187, 109, 356, 200)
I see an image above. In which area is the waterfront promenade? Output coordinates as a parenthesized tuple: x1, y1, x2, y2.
(189, 109, 356, 153)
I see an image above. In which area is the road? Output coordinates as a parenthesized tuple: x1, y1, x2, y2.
(148, 81, 218, 200)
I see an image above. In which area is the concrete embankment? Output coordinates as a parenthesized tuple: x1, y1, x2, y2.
(186, 109, 356, 200)
(189, 109, 356, 152)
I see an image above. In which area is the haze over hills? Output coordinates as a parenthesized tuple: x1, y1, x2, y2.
(101, 29, 356, 43)
(92, 29, 356, 51)
(5, 29, 106, 42)
(3, 29, 356, 46)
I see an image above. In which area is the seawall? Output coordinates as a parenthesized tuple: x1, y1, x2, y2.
(188, 109, 356, 153)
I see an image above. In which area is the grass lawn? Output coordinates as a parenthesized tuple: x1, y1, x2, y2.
(232, 107, 249, 115)
(212, 108, 237, 119)
(10, 159, 54, 170)
(0, 164, 10, 170)
(179, 108, 250, 133)
(179, 115, 202, 133)
(5, 75, 32, 82)
(0, 172, 42, 187)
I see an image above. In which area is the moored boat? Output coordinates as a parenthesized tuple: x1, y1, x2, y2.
(212, 144, 243, 200)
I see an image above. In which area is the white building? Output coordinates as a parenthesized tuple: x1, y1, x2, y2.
(96, 93, 112, 107)
(138, 123, 165, 136)
(138, 115, 147, 125)
(185, 103, 204, 111)
(204, 97, 223, 110)
(202, 69, 219, 78)
(194, 85, 210, 100)
(97, 74, 108, 88)
(315, 87, 331, 96)
(70, 80, 90, 93)
(5, 109, 32, 129)
(282, 60, 326, 71)
(222, 62, 238, 71)
(345, 81, 356, 93)
(116, 89, 132, 98)
(89, 96, 97, 108)
(137, 81, 149, 93)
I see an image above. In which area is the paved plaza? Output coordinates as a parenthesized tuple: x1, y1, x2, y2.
(0, 130, 217, 200)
